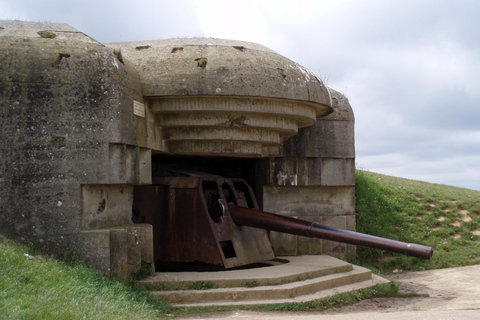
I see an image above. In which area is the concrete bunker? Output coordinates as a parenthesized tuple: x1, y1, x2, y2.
(0, 21, 356, 279)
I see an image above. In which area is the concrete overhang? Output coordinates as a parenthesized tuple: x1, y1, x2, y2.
(107, 38, 333, 157)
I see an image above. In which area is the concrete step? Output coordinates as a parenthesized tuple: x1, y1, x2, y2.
(138, 255, 352, 290)
(150, 265, 374, 306)
(139, 255, 390, 307)
(169, 275, 390, 308)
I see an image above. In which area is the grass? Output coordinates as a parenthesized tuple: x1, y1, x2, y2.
(354, 170, 480, 273)
(2, 170, 479, 318)
(0, 235, 173, 320)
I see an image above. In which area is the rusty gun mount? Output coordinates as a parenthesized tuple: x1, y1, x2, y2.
(226, 202, 433, 260)
(132, 176, 432, 271)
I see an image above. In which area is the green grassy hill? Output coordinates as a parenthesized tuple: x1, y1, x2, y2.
(355, 170, 480, 272)
(0, 236, 172, 319)
(1, 170, 479, 318)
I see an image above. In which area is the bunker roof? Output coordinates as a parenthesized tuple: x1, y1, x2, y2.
(106, 38, 332, 117)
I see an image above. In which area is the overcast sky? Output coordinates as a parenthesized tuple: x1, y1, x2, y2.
(2, 0, 479, 191)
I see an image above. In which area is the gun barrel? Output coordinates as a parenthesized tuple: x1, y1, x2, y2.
(228, 203, 433, 260)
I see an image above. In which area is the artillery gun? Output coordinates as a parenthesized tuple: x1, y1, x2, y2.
(132, 176, 432, 271)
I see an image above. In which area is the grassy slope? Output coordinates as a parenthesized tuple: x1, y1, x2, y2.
(0, 236, 173, 320)
(355, 170, 480, 272)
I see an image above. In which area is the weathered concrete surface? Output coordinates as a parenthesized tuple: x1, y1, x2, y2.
(265, 157, 355, 187)
(106, 38, 332, 106)
(139, 255, 353, 289)
(283, 88, 355, 158)
(106, 39, 333, 157)
(81, 184, 134, 230)
(139, 255, 388, 307)
(263, 186, 355, 216)
(263, 187, 356, 258)
(262, 88, 356, 258)
(149, 96, 321, 157)
(0, 21, 154, 278)
(78, 224, 154, 280)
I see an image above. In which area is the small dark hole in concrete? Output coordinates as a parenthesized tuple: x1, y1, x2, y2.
(97, 199, 106, 213)
(229, 115, 247, 127)
(59, 53, 71, 60)
(50, 136, 67, 148)
(135, 45, 151, 50)
(171, 47, 184, 53)
(52, 53, 71, 67)
(233, 46, 246, 52)
(195, 57, 208, 68)
(277, 68, 287, 79)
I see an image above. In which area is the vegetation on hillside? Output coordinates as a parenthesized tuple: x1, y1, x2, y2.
(0, 236, 173, 319)
(354, 170, 480, 273)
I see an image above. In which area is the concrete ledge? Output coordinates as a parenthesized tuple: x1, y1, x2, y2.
(138, 255, 351, 289)
(139, 255, 390, 307)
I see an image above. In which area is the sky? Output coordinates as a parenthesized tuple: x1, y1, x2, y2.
(1, 0, 479, 191)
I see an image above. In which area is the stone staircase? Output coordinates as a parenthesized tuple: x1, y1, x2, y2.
(137, 255, 389, 307)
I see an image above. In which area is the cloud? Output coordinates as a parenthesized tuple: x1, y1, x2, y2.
(359, 151, 480, 191)
(265, 0, 480, 190)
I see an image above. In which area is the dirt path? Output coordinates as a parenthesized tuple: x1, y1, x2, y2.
(177, 264, 480, 319)
(322, 263, 480, 313)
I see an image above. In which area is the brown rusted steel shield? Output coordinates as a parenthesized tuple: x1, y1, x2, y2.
(132, 177, 275, 271)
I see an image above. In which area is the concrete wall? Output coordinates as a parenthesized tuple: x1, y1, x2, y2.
(261, 88, 356, 260)
(0, 21, 154, 279)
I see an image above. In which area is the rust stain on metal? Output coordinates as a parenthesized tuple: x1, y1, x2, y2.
(228, 204, 433, 260)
